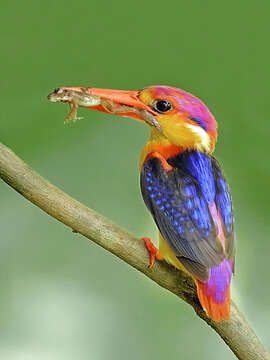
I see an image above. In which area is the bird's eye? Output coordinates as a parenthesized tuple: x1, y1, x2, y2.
(153, 100, 173, 113)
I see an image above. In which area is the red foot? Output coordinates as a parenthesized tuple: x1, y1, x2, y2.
(142, 237, 163, 269)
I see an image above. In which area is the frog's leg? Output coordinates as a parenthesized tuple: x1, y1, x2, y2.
(64, 99, 82, 123)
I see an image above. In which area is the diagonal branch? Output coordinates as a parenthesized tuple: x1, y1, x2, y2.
(0, 142, 269, 360)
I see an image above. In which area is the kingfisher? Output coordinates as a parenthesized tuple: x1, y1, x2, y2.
(48, 85, 235, 321)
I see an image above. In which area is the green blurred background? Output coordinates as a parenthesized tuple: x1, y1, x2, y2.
(1, 1, 269, 359)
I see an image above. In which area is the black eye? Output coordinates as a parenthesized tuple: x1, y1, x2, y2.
(153, 100, 173, 113)
(54, 88, 63, 94)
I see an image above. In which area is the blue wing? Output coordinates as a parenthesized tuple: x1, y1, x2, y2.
(140, 150, 235, 281)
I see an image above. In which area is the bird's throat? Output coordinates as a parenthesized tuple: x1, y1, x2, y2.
(139, 134, 185, 171)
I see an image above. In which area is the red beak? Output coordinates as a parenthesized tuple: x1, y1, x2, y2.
(61, 86, 154, 120)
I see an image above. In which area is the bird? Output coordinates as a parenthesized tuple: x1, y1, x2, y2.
(48, 85, 235, 321)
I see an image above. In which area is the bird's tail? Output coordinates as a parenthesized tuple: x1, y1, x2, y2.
(196, 259, 233, 322)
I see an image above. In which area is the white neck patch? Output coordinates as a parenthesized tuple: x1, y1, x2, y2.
(185, 123, 210, 152)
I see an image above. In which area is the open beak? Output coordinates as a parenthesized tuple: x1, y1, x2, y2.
(48, 86, 162, 133)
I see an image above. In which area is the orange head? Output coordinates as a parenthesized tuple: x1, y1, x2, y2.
(137, 86, 217, 153)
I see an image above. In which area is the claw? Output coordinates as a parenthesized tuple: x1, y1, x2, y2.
(142, 237, 162, 269)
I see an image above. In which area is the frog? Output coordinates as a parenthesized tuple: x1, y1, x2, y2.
(47, 87, 101, 123)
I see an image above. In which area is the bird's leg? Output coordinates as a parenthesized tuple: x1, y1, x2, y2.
(142, 237, 163, 269)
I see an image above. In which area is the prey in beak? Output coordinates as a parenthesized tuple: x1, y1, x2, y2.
(47, 86, 162, 132)
(47, 87, 101, 123)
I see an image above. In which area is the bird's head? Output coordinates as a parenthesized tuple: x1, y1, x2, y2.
(137, 86, 217, 152)
(49, 85, 217, 153)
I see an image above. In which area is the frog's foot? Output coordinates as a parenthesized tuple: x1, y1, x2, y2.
(64, 115, 83, 123)
(64, 100, 83, 123)
(141, 237, 163, 269)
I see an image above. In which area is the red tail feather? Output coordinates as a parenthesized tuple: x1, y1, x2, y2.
(195, 259, 233, 321)
(196, 280, 230, 321)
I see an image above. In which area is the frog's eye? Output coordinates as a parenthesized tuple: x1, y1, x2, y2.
(54, 88, 64, 94)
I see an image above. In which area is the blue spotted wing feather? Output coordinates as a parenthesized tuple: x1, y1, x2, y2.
(140, 151, 234, 282)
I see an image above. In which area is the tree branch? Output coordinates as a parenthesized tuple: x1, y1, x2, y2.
(0, 142, 269, 360)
